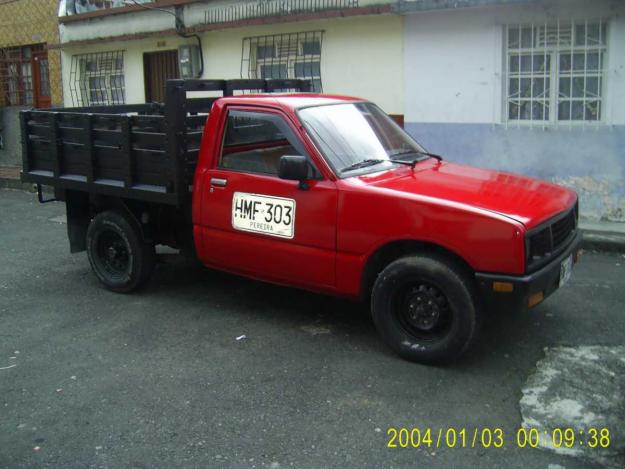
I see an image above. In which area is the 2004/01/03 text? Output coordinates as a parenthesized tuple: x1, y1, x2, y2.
(386, 427, 611, 449)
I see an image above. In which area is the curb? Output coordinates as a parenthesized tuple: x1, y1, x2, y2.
(0, 177, 36, 192)
(581, 232, 625, 254)
(0, 179, 55, 195)
(0, 168, 53, 194)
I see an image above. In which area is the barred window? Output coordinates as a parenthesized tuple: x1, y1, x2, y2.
(505, 21, 607, 123)
(241, 31, 323, 92)
(0, 45, 44, 106)
(69, 51, 125, 106)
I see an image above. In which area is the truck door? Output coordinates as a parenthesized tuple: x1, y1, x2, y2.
(198, 108, 337, 289)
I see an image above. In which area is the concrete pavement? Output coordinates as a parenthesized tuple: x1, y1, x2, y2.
(1, 188, 624, 468)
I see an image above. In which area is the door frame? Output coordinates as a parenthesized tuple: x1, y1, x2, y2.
(143, 49, 179, 103)
(32, 50, 51, 108)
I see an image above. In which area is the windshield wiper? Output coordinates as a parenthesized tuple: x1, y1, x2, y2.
(417, 151, 443, 162)
(341, 159, 387, 172)
(341, 158, 416, 173)
(389, 149, 444, 162)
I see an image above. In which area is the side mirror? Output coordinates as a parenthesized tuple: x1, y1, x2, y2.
(278, 155, 309, 183)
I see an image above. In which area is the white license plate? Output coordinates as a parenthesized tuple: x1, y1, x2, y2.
(232, 192, 296, 239)
(559, 254, 573, 287)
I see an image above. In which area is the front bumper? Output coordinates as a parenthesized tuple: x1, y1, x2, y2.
(475, 230, 583, 311)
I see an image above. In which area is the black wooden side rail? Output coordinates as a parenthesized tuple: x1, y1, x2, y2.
(20, 79, 311, 206)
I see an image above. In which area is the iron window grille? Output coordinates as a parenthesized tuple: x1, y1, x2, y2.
(504, 20, 608, 125)
(69, 50, 125, 106)
(0, 45, 44, 106)
(241, 31, 324, 93)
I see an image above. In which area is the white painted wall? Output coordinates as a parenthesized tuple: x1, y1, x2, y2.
(608, 12, 625, 124)
(61, 35, 191, 107)
(61, 15, 404, 114)
(403, 0, 625, 125)
(60, 0, 396, 41)
(196, 15, 404, 113)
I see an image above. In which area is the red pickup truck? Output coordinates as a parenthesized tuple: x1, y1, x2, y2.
(21, 79, 582, 364)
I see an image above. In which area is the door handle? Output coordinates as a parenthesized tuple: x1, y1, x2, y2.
(210, 177, 227, 187)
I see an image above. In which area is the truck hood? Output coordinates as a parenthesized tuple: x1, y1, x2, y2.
(356, 161, 577, 229)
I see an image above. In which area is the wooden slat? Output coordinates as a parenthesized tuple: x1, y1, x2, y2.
(57, 126, 84, 143)
(27, 123, 51, 138)
(48, 113, 61, 177)
(83, 114, 95, 183)
(94, 145, 124, 183)
(185, 130, 202, 148)
(186, 115, 208, 128)
(28, 112, 50, 124)
(224, 79, 266, 95)
(60, 144, 88, 177)
(92, 129, 122, 147)
(178, 79, 226, 92)
(21, 171, 178, 206)
(131, 131, 166, 149)
(20, 111, 30, 173)
(93, 115, 122, 130)
(131, 115, 166, 132)
(185, 98, 218, 114)
(30, 140, 55, 172)
(265, 79, 311, 92)
(165, 81, 186, 196)
(120, 116, 132, 188)
(57, 113, 86, 127)
(134, 150, 169, 186)
(49, 103, 162, 115)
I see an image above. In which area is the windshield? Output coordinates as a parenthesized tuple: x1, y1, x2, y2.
(298, 102, 426, 176)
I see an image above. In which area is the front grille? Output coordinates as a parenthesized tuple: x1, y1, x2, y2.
(526, 202, 578, 272)
(551, 210, 576, 248)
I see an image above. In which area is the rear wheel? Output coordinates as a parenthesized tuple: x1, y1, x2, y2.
(86, 210, 155, 293)
(371, 254, 480, 365)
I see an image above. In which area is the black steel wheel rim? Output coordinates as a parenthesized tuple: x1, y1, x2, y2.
(393, 282, 453, 340)
(95, 230, 130, 278)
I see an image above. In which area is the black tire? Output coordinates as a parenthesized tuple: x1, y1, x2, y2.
(86, 210, 156, 293)
(371, 254, 480, 365)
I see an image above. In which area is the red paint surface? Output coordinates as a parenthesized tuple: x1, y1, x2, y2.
(192, 94, 577, 299)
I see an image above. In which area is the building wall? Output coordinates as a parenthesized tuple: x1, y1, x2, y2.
(0, 107, 26, 167)
(55, 0, 625, 221)
(403, 0, 625, 221)
(60, 14, 404, 115)
(0, 0, 63, 106)
(0, 0, 63, 168)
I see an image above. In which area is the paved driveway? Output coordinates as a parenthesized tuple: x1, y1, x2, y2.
(1, 189, 623, 468)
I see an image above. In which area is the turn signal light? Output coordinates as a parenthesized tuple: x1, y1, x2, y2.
(493, 282, 514, 292)
(528, 292, 545, 308)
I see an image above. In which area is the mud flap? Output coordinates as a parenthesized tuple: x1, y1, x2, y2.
(65, 190, 90, 253)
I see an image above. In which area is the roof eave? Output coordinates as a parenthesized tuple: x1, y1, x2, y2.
(393, 0, 538, 14)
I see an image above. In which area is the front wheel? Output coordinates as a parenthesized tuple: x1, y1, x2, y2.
(371, 254, 480, 365)
(86, 210, 156, 293)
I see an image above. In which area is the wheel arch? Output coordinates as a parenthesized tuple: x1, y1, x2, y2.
(61, 191, 146, 253)
(360, 239, 476, 302)
(89, 196, 152, 242)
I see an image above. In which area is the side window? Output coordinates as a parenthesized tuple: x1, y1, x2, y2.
(219, 110, 317, 177)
